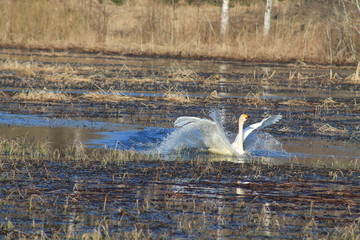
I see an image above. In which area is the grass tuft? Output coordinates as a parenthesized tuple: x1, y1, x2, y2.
(163, 88, 191, 103)
(167, 63, 198, 82)
(345, 61, 360, 83)
(13, 89, 73, 102)
(317, 123, 348, 135)
(82, 89, 144, 102)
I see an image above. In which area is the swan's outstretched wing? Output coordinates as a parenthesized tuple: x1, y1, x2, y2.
(168, 116, 234, 155)
(243, 115, 282, 140)
(174, 117, 203, 127)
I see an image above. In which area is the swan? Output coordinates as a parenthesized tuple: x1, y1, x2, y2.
(158, 113, 282, 156)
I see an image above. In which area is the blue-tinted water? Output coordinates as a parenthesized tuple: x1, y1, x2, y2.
(0, 111, 358, 168)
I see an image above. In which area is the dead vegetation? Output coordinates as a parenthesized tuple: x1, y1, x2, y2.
(0, 0, 359, 63)
(82, 89, 144, 102)
(166, 63, 199, 82)
(316, 123, 348, 136)
(345, 61, 360, 83)
(315, 97, 348, 112)
(280, 99, 311, 106)
(163, 88, 192, 103)
(13, 90, 74, 102)
(0, 59, 97, 83)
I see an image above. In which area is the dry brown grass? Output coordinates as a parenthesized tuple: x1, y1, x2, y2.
(345, 61, 360, 83)
(315, 97, 348, 113)
(280, 99, 310, 107)
(0, 91, 9, 98)
(0, 59, 39, 76)
(163, 88, 192, 103)
(0, 0, 359, 63)
(244, 91, 268, 106)
(82, 89, 144, 102)
(0, 59, 98, 83)
(14, 90, 74, 102)
(166, 63, 199, 82)
(316, 123, 348, 135)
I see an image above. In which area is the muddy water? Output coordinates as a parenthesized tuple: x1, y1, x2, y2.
(0, 49, 359, 239)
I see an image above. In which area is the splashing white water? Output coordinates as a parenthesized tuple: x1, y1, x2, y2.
(156, 111, 286, 157)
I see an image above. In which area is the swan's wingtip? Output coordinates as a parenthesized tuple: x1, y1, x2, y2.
(271, 114, 283, 124)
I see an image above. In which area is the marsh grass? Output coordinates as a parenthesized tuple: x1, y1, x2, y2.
(166, 63, 198, 82)
(0, 59, 98, 83)
(13, 89, 74, 102)
(0, 135, 49, 159)
(280, 99, 310, 106)
(0, 91, 8, 98)
(163, 87, 192, 103)
(346, 61, 360, 83)
(82, 90, 144, 102)
(315, 97, 348, 113)
(244, 91, 268, 106)
(0, 59, 68, 75)
(316, 123, 348, 135)
(44, 71, 94, 83)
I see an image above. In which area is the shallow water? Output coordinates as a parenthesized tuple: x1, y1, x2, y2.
(0, 49, 359, 239)
(0, 110, 358, 168)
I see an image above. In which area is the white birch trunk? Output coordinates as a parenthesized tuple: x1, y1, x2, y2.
(220, 0, 230, 40)
(263, 0, 273, 36)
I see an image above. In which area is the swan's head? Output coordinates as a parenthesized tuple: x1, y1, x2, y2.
(239, 114, 248, 123)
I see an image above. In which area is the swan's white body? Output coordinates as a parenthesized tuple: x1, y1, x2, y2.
(160, 113, 282, 156)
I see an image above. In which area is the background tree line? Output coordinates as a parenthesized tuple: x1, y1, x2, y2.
(0, 0, 358, 63)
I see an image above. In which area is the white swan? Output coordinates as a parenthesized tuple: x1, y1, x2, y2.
(158, 113, 282, 156)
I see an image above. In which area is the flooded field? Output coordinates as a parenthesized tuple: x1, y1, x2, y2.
(0, 48, 359, 239)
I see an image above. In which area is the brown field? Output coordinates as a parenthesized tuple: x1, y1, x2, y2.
(0, 0, 359, 64)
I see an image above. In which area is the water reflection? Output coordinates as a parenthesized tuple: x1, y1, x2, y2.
(0, 125, 96, 148)
(0, 111, 123, 148)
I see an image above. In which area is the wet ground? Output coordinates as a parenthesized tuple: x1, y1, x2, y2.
(0, 48, 359, 239)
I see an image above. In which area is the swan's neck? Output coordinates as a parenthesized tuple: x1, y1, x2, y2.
(232, 120, 245, 155)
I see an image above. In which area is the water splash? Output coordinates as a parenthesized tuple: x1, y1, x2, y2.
(156, 127, 287, 158)
(90, 127, 172, 152)
(246, 132, 290, 158)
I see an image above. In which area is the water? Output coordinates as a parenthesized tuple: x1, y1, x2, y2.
(0, 110, 358, 168)
(0, 49, 359, 239)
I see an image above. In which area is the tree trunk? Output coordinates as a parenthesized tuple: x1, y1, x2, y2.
(220, 0, 230, 40)
(263, 0, 273, 36)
